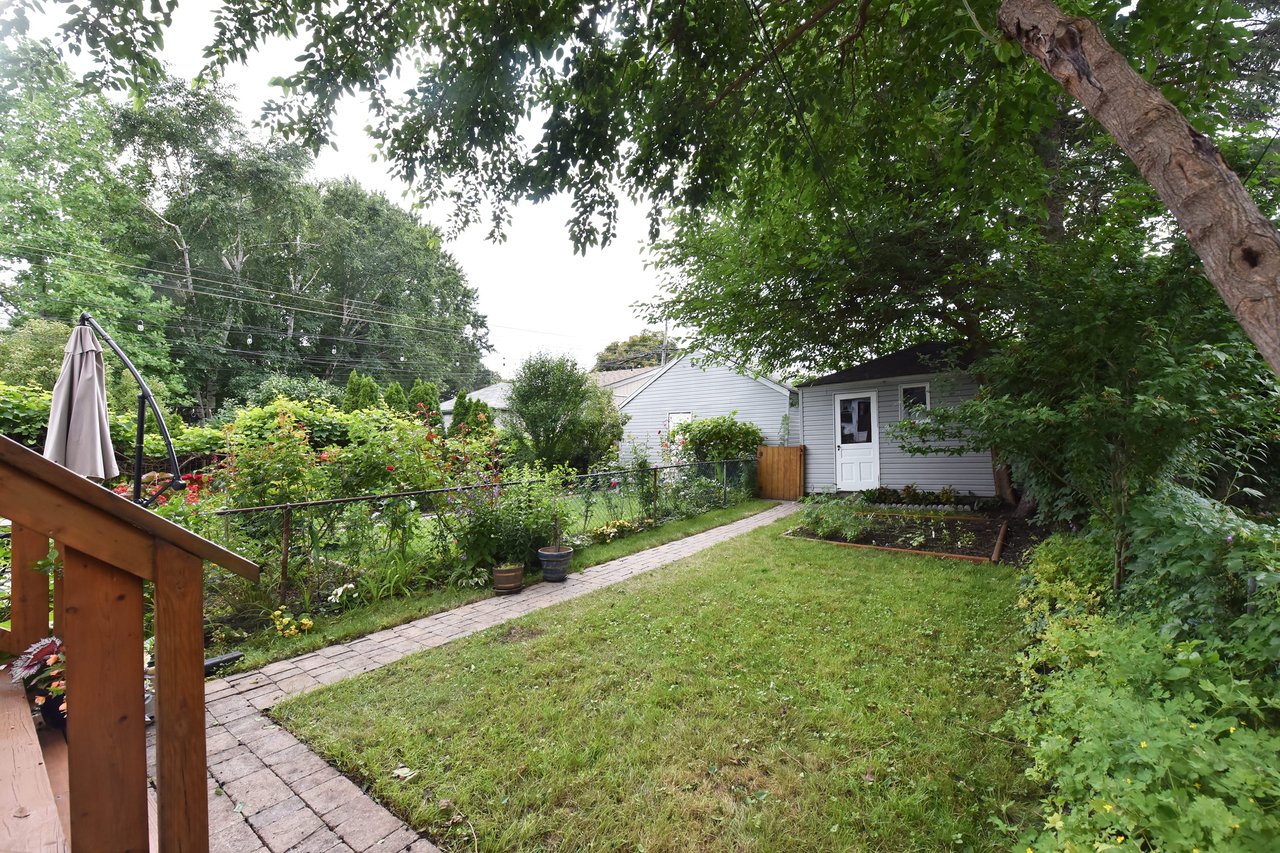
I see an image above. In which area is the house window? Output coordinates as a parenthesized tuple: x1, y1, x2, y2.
(667, 412, 693, 433)
(900, 384, 930, 421)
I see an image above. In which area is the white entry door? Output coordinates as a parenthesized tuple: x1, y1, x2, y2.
(835, 392, 879, 491)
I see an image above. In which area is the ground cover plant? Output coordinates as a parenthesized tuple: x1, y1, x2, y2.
(274, 520, 1036, 851)
(1004, 490, 1280, 851)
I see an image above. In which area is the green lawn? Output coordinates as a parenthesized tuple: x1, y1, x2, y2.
(214, 499, 779, 673)
(274, 518, 1036, 852)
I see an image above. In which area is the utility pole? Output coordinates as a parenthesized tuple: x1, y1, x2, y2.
(660, 319, 669, 366)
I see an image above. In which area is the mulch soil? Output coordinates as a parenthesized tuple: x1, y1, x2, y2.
(794, 511, 1049, 563)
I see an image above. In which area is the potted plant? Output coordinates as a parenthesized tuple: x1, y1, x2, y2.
(538, 508, 573, 582)
(10, 636, 67, 731)
(492, 561, 524, 595)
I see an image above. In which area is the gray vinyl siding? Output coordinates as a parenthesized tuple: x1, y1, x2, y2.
(799, 371, 996, 495)
(620, 356, 794, 463)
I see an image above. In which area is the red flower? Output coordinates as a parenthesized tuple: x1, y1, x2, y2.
(386, 464, 395, 471)
(320, 451, 331, 462)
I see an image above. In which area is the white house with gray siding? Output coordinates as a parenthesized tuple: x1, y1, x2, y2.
(619, 354, 795, 462)
(797, 343, 996, 495)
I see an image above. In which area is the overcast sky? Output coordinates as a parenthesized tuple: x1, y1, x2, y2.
(32, 4, 669, 377)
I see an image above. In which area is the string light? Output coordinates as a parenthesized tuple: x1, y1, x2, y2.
(136, 319, 145, 331)
(246, 334, 253, 344)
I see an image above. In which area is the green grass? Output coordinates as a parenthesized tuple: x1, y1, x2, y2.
(274, 518, 1036, 852)
(570, 498, 778, 569)
(213, 499, 779, 674)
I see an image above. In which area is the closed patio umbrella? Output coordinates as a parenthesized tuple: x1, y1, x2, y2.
(43, 324, 119, 480)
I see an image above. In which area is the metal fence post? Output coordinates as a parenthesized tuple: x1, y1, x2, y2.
(279, 505, 292, 600)
(722, 462, 729, 506)
(651, 466, 659, 518)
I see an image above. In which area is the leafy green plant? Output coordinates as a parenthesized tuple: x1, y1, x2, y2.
(1004, 613, 1280, 852)
(798, 493, 868, 542)
(669, 412, 763, 462)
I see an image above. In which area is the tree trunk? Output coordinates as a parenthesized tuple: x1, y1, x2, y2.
(998, 0, 1280, 376)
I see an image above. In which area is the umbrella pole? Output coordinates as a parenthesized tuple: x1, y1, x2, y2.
(79, 313, 183, 505)
(133, 394, 146, 504)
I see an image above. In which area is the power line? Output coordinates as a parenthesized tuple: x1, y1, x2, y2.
(5, 244, 492, 339)
(2, 237, 577, 339)
(1, 289, 486, 352)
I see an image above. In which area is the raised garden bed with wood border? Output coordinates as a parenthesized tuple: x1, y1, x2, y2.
(787, 511, 1012, 564)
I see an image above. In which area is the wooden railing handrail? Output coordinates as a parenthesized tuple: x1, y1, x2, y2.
(0, 435, 257, 581)
(0, 436, 259, 853)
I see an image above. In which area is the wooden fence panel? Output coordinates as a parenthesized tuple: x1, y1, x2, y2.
(756, 446, 805, 500)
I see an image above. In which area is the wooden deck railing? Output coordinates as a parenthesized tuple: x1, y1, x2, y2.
(0, 435, 258, 852)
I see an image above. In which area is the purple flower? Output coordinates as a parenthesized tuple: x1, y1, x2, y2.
(1226, 534, 1235, 545)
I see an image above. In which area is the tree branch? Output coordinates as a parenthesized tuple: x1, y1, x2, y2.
(998, 0, 1280, 376)
(710, 0, 861, 110)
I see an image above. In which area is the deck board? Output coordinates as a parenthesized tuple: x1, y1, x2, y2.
(0, 679, 67, 852)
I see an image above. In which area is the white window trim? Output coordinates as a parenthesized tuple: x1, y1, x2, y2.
(666, 411, 693, 432)
(898, 382, 931, 419)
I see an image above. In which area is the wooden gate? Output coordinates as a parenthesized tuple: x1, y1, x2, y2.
(756, 445, 805, 500)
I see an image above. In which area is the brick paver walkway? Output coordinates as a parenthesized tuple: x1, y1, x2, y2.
(186, 502, 798, 852)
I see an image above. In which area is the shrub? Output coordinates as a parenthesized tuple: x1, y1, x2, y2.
(1018, 533, 1113, 638)
(798, 493, 867, 541)
(341, 370, 382, 412)
(506, 353, 625, 470)
(1125, 486, 1279, 635)
(0, 382, 52, 445)
(1005, 613, 1280, 852)
(382, 380, 409, 412)
(670, 412, 763, 461)
(408, 379, 442, 427)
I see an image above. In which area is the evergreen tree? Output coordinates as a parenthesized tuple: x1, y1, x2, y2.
(408, 378, 442, 427)
(383, 380, 408, 412)
(358, 375, 383, 410)
(447, 389, 471, 437)
(341, 370, 363, 412)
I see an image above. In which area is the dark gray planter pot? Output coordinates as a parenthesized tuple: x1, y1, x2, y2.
(537, 546, 574, 582)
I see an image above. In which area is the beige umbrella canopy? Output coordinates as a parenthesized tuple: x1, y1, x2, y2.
(43, 325, 119, 480)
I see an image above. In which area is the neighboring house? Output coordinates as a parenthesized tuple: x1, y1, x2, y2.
(440, 381, 512, 426)
(796, 342, 996, 495)
(440, 368, 657, 427)
(594, 366, 659, 407)
(618, 353, 795, 463)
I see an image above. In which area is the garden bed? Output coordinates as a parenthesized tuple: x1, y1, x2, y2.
(793, 495, 1048, 564)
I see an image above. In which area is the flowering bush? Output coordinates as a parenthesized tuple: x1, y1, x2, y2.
(270, 606, 314, 638)
(669, 412, 763, 462)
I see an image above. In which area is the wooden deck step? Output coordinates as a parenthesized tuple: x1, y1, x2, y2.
(34, 730, 68, 846)
(0, 678, 68, 852)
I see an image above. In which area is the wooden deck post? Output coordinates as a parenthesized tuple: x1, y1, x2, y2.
(63, 546, 149, 853)
(3, 524, 51, 655)
(153, 541, 210, 853)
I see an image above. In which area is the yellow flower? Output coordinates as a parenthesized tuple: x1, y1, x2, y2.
(1103, 803, 1114, 813)
(1229, 726, 1237, 734)
(1139, 741, 1147, 748)
(1116, 836, 1125, 844)
(1189, 723, 1197, 729)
